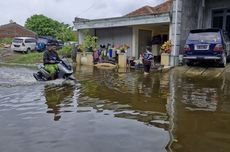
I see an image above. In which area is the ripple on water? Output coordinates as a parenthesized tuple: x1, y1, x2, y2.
(0, 66, 80, 121)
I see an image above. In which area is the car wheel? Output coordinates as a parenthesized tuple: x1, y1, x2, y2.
(219, 54, 227, 67)
(26, 48, 31, 54)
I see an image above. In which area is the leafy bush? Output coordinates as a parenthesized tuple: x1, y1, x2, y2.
(82, 35, 98, 52)
(58, 45, 72, 57)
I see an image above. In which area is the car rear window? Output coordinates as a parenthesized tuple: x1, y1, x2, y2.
(187, 32, 221, 43)
(13, 38, 23, 43)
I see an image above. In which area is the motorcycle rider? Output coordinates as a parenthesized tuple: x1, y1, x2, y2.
(43, 42, 60, 80)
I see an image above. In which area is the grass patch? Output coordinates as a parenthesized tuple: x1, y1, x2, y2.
(1, 46, 73, 65)
(0, 38, 12, 44)
(6, 52, 43, 64)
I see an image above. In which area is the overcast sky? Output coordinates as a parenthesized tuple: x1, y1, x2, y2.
(0, 0, 165, 26)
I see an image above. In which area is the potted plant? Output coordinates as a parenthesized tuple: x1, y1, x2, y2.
(79, 35, 98, 65)
(82, 35, 98, 52)
(160, 40, 172, 66)
(161, 40, 172, 54)
(116, 44, 130, 53)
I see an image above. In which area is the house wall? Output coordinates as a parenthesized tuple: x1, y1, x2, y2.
(204, 0, 230, 28)
(95, 27, 133, 57)
(180, 0, 200, 52)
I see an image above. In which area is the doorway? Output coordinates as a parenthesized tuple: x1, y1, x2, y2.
(138, 30, 152, 56)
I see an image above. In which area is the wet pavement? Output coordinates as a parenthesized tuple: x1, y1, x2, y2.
(0, 65, 230, 152)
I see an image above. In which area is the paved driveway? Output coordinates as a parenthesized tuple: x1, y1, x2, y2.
(174, 64, 230, 78)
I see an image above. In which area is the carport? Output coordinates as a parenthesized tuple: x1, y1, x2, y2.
(180, 0, 230, 50)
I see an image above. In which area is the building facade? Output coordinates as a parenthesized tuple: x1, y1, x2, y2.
(74, 0, 173, 61)
(74, 0, 230, 66)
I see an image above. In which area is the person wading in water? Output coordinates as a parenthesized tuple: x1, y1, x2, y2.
(143, 46, 154, 75)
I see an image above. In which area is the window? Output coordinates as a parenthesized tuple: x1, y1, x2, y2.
(224, 33, 230, 42)
(213, 10, 224, 15)
(213, 16, 223, 29)
(226, 15, 230, 36)
(25, 39, 36, 43)
(212, 8, 230, 37)
(187, 32, 221, 43)
(13, 38, 23, 43)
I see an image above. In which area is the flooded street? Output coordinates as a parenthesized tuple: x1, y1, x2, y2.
(0, 65, 230, 152)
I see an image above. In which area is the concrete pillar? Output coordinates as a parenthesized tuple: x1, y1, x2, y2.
(161, 53, 170, 66)
(132, 27, 139, 58)
(76, 52, 82, 65)
(169, 23, 173, 40)
(86, 52, 94, 66)
(198, 0, 205, 28)
(170, 0, 182, 66)
(118, 53, 127, 68)
(78, 30, 84, 44)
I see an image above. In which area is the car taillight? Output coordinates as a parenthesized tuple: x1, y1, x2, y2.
(183, 44, 190, 52)
(22, 43, 25, 46)
(213, 44, 224, 51)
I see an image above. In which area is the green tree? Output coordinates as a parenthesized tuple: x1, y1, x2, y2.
(25, 14, 77, 42)
(25, 14, 60, 37)
(56, 23, 77, 42)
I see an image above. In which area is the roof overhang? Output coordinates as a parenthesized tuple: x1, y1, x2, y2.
(74, 12, 170, 30)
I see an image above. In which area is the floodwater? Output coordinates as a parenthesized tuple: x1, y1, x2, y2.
(0, 65, 230, 152)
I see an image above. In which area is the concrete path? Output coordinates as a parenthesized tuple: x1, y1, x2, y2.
(174, 64, 230, 78)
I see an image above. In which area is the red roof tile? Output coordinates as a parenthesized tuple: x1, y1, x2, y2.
(125, 0, 173, 17)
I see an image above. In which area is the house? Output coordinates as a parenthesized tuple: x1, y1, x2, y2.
(74, 0, 230, 66)
(0, 22, 36, 39)
(74, 0, 173, 63)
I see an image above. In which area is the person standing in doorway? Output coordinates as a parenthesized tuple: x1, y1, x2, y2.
(143, 46, 154, 74)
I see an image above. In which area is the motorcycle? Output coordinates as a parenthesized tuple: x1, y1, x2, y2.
(33, 58, 76, 82)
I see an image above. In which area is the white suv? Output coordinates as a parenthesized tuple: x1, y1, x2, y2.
(11, 37, 37, 53)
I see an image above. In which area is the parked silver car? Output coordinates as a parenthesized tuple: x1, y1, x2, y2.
(11, 37, 36, 53)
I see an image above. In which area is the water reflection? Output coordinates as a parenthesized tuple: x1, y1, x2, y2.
(75, 66, 230, 152)
(44, 83, 76, 121)
(76, 67, 170, 131)
(1, 65, 230, 152)
(181, 81, 218, 112)
(168, 69, 230, 152)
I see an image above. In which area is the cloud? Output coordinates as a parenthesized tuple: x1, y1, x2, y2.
(0, 0, 165, 26)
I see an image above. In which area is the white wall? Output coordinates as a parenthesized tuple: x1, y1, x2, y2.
(96, 27, 133, 57)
